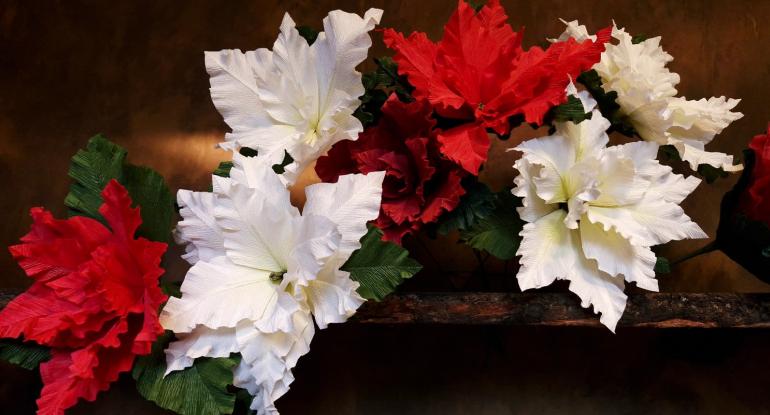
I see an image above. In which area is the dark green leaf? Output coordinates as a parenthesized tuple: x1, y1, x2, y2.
(213, 161, 234, 178)
(631, 34, 648, 44)
(659, 144, 732, 183)
(296, 26, 319, 45)
(133, 332, 239, 415)
(577, 70, 637, 136)
(550, 95, 593, 124)
(658, 144, 681, 162)
(468, 0, 486, 12)
(64, 134, 127, 223)
(64, 135, 175, 242)
(437, 179, 497, 235)
(460, 191, 524, 260)
(239, 147, 259, 158)
(160, 281, 182, 298)
(697, 164, 729, 184)
(654, 257, 671, 274)
(123, 165, 175, 242)
(0, 339, 50, 370)
(354, 57, 414, 127)
(342, 226, 422, 301)
(272, 151, 294, 174)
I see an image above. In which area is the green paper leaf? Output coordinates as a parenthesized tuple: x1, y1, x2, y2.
(342, 226, 422, 301)
(437, 179, 497, 235)
(460, 191, 524, 260)
(122, 165, 175, 243)
(631, 34, 648, 44)
(272, 151, 294, 174)
(296, 26, 319, 45)
(0, 339, 50, 370)
(468, 0, 487, 12)
(65, 134, 127, 222)
(697, 163, 729, 184)
(550, 94, 593, 124)
(133, 333, 239, 415)
(354, 57, 414, 127)
(654, 257, 671, 274)
(213, 161, 234, 178)
(659, 144, 732, 183)
(577, 70, 637, 137)
(64, 135, 175, 242)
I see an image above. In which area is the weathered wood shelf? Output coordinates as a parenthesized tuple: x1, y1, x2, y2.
(352, 292, 770, 328)
(3, 291, 770, 329)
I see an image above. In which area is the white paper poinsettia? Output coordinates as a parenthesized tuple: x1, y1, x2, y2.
(554, 21, 743, 172)
(205, 8, 382, 185)
(161, 153, 384, 414)
(512, 87, 706, 331)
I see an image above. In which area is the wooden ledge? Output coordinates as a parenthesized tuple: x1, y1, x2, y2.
(352, 292, 770, 328)
(2, 291, 770, 329)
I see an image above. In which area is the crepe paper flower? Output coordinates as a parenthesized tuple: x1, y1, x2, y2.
(161, 153, 384, 414)
(0, 180, 167, 415)
(512, 90, 706, 331)
(739, 125, 770, 224)
(558, 21, 744, 172)
(205, 8, 383, 185)
(316, 93, 467, 243)
(383, 0, 611, 175)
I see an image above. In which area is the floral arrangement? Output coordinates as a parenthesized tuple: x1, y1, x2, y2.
(1, 1, 767, 414)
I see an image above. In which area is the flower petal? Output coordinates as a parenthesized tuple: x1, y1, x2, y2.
(586, 194, 707, 246)
(164, 326, 239, 374)
(175, 190, 225, 264)
(579, 217, 658, 291)
(437, 123, 491, 175)
(302, 172, 385, 260)
(159, 256, 297, 334)
(512, 158, 557, 223)
(234, 312, 314, 415)
(516, 210, 576, 290)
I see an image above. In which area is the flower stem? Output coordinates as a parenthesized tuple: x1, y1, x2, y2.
(670, 240, 720, 266)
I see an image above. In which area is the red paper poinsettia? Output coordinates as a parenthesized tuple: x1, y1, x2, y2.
(316, 93, 466, 243)
(383, 0, 611, 174)
(740, 125, 770, 224)
(0, 180, 167, 415)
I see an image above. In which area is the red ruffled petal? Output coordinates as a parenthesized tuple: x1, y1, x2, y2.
(385, 0, 610, 169)
(742, 125, 770, 224)
(0, 180, 167, 415)
(436, 123, 491, 175)
(317, 94, 467, 244)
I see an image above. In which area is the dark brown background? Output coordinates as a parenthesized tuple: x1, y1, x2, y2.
(2, 1, 770, 414)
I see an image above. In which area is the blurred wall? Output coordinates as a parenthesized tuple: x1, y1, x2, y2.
(1, 0, 769, 292)
(2, 1, 770, 414)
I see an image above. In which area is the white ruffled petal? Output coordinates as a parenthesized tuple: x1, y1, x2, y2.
(565, 250, 627, 333)
(164, 326, 239, 375)
(205, 49, 274, 151)
(159, 256, 298, 334)
(175, 190, 225, 264)
(302, 171, 385, 260)
(671, 137, 744, 172)
(285, 214, 341, 288)
(579, 217, 658, 291)
(305, 267, 364, 329)
(234, 312, 315, 415)
(206, 9, 381, 185)
(549, 18, 597, 43)
(586, 194, 707, 246)
(513, 158, 557, 223)
(516, 210, 578, 290)
(215, 180, 295, 272)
